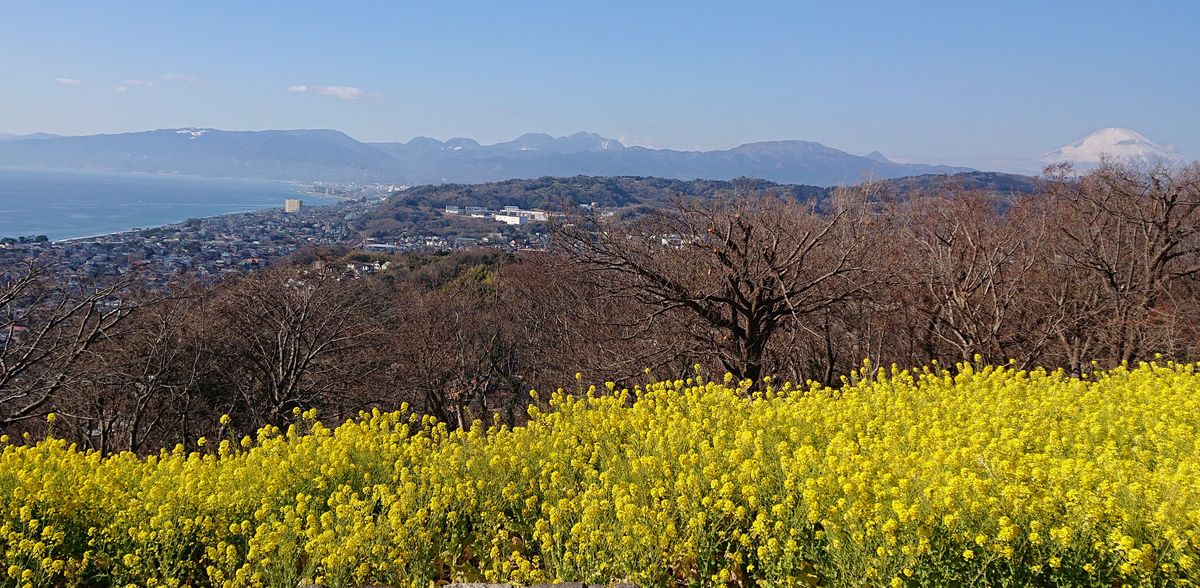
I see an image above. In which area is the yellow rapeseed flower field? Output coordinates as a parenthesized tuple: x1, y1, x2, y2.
(2, 361, 1199, 587)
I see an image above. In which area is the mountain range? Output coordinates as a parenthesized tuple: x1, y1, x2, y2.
(0, 132, 62, 142)
(0, 128, 970, 186)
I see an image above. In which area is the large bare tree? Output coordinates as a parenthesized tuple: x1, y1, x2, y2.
(553, 187, 873, 383)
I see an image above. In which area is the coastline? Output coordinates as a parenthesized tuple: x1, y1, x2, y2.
(50, 207, 267, 243)
(0, 169, 335, 242)
(49, 197, 329, 244)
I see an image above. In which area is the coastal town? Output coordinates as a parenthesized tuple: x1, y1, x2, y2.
(0, 183, 554, 288)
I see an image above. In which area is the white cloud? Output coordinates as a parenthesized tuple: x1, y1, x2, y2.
(161, 73, 200, 83)
(125, 79, 153, 87)
(288, 84, 368, 100)
(55, 77, 81, 86)
(114, 86, 128, 93)
(314, 85, 365, 100)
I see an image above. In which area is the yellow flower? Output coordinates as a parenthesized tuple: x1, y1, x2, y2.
(0, 361, 1197, 586)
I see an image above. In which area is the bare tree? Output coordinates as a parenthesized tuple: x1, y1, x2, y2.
(54, 293, 211, 454)
(1043, 160, 1200, 365)
(0, 261, 137, 433)
(553, 188, 873, 383)
(500, 252, 700, 388)
(895, 192, 1055, 367)
(209, 267, 395, 427)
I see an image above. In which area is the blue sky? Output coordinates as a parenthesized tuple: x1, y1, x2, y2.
(1, 1, 1196, 167)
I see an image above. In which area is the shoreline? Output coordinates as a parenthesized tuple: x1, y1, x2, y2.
(50, 198, 326, 244)
(0, 172, 338, 243)
(50, 209, 269, 244)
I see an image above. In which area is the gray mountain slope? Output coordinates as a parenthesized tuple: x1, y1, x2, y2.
(0, 128, 971, 186)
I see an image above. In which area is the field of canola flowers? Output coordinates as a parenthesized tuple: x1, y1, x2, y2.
(2, 361, 1199, 588)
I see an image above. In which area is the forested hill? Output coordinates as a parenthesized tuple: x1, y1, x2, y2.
(388, 176, 827, 210)
(358, 172, 1037, 235)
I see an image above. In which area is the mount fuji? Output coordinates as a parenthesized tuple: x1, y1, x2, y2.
(1040, 128, 1186, 168)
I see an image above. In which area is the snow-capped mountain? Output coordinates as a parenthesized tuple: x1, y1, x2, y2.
(1040, 128, 1185, 167)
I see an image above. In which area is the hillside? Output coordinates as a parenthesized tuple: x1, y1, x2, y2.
(358, 172, 1036, 237)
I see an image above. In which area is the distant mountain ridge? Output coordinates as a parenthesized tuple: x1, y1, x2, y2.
(0, 132, 61, 142)
(0, 127, 972, 186)
(368, 133, 971, 186)
(0, 128, 397, 183)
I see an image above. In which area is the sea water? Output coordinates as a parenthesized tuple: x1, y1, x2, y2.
(0, 168, 335, 241)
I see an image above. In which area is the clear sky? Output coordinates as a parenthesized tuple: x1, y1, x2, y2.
(1, 1, 1196, 167)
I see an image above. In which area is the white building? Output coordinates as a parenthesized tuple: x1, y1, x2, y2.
(494, 214, 526, 225)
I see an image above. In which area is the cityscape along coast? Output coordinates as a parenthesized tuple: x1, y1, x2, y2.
(0, 180, 554, 288)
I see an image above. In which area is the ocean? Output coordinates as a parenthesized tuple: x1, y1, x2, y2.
(0, 168, 335, 241)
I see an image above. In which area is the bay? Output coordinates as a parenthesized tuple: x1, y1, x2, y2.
(0, 168, 335, 241)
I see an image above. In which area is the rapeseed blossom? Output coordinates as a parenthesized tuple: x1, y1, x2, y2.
(1, 361, 1198, 587)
